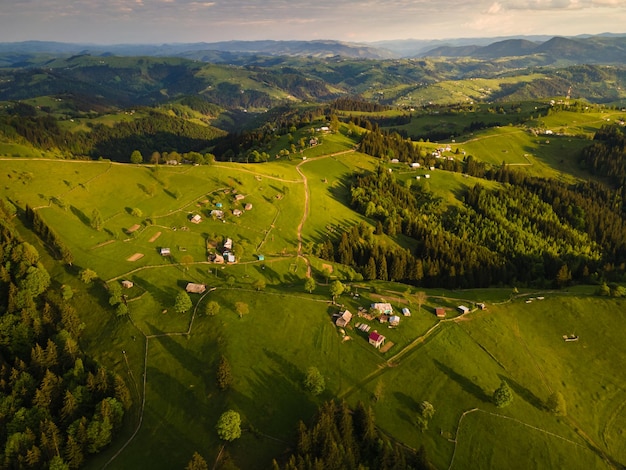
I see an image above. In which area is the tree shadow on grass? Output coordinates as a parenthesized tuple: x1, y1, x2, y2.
(223, 349, 318, 437)
(139, 279, 178, 308)
(498, 374, 545, 411)
(434, 359, 491, 403)
(254, 264, 280, 283)
(70, 205, 91, 227)
(394, 391, 420, 425)
(147, 323, 212, 390)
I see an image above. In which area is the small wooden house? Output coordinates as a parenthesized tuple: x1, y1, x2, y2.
(369, 331, 385, 349)
(335, 310, 353, 328)
(435, 307, 446, 318)
(186, 283, 207, 294)
(121, 280, 134, 289)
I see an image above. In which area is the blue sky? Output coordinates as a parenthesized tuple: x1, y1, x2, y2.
(0, 0, 624, 44)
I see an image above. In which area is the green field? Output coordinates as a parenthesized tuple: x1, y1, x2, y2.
(2, 112, 626, 469)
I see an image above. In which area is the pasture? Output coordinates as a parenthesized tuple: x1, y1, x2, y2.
(2, 126, 626, 469)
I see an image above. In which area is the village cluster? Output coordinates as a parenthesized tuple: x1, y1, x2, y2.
(332, 301, 484, 352)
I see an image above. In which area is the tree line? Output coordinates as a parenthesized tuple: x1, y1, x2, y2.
(273, 400, 433, 470)
(0, 104, 225, 162)
(0, 200, 130, 469)
(313, 156, 626, 288)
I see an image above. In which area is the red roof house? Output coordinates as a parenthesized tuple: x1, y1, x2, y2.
(435, 307, 446, 318)
(368, 331, 385, 349)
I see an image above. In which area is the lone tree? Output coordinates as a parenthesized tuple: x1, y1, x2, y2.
(79, 268, 98, 284)
(90, 209, 104, 231)
(304, 366, 325, 396)
(414, 291, 428, 313)
(216, 355, 233, 391)
(235, 301, 249, 319)
(252, 278, 266, 291)
(329, 279, 345, 303)
(175, 291, 193, 314)
(547, 391, 567, 416)
(130, 150, 143, 164)
(304, 276, 316, 294)
(216, 410, 241, 442)
(493, 380, 514, 408)
(185, 452, 208, 470)
(416, 400, 435, 431)
(204, 300, 220, 317)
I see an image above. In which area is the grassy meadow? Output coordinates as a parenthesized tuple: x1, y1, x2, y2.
(2, 110, 626, 469)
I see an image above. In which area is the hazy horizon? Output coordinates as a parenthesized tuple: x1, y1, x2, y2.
(0, 0, 624, 45)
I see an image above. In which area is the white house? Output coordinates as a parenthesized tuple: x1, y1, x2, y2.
(371, 303, 393, 315)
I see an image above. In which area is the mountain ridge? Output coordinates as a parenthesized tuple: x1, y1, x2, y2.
(1, 33, 626, 63)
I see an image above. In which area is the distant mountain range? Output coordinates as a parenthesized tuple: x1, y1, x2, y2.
(422, 35, 626, 63)
(0, 33, 625, 65)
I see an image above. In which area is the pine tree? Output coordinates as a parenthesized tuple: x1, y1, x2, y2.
(216, 355, 233, 391)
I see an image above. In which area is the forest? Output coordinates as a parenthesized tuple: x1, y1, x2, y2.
(0, 201, 131, 469)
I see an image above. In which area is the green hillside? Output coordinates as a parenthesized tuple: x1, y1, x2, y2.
(2, 51, 626, 470)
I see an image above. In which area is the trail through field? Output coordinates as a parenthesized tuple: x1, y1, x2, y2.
(103, 288, 214, 468)
(295, 149, 356, 278)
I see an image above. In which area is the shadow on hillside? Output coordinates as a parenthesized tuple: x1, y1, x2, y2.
(145, 364, 214, 426)
(222, 349, 317, 435)
(140, 278, 178, 307)
(394, 391, 420, 425)
(70, 205, 91, 227)
(254, 264, 280, 283)
(147, 324, 209, 385)
(434, 359, 491, 403)
(498, 374, 545, 411)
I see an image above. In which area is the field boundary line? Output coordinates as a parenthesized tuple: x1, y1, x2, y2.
(448, 407, 588, 470)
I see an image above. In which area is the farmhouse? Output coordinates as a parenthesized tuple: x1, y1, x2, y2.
(244, 203, 253, 211)
(223, 238, 233, 250)
(435, 307, 446, 318)
(402, 307, 411, 316)
(223, 251, 236, 263)
(232, 209, 242, 217)
(369, 331, 386, 349)
(190, 214, 202, 224)
(457, 305, 470, 314)
(209, 253, 224, 264)
(234, 194, 245, 201)
(121, 280, 134, 289)
(335, 310, 353, 328)
(185, 283, 207, 294)
(160, 247, 171, 256)
(389, 315, 400, 326)
(371, 303, 393, 315)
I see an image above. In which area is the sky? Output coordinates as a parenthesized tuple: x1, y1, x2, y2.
(0, 0, 624, 44)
